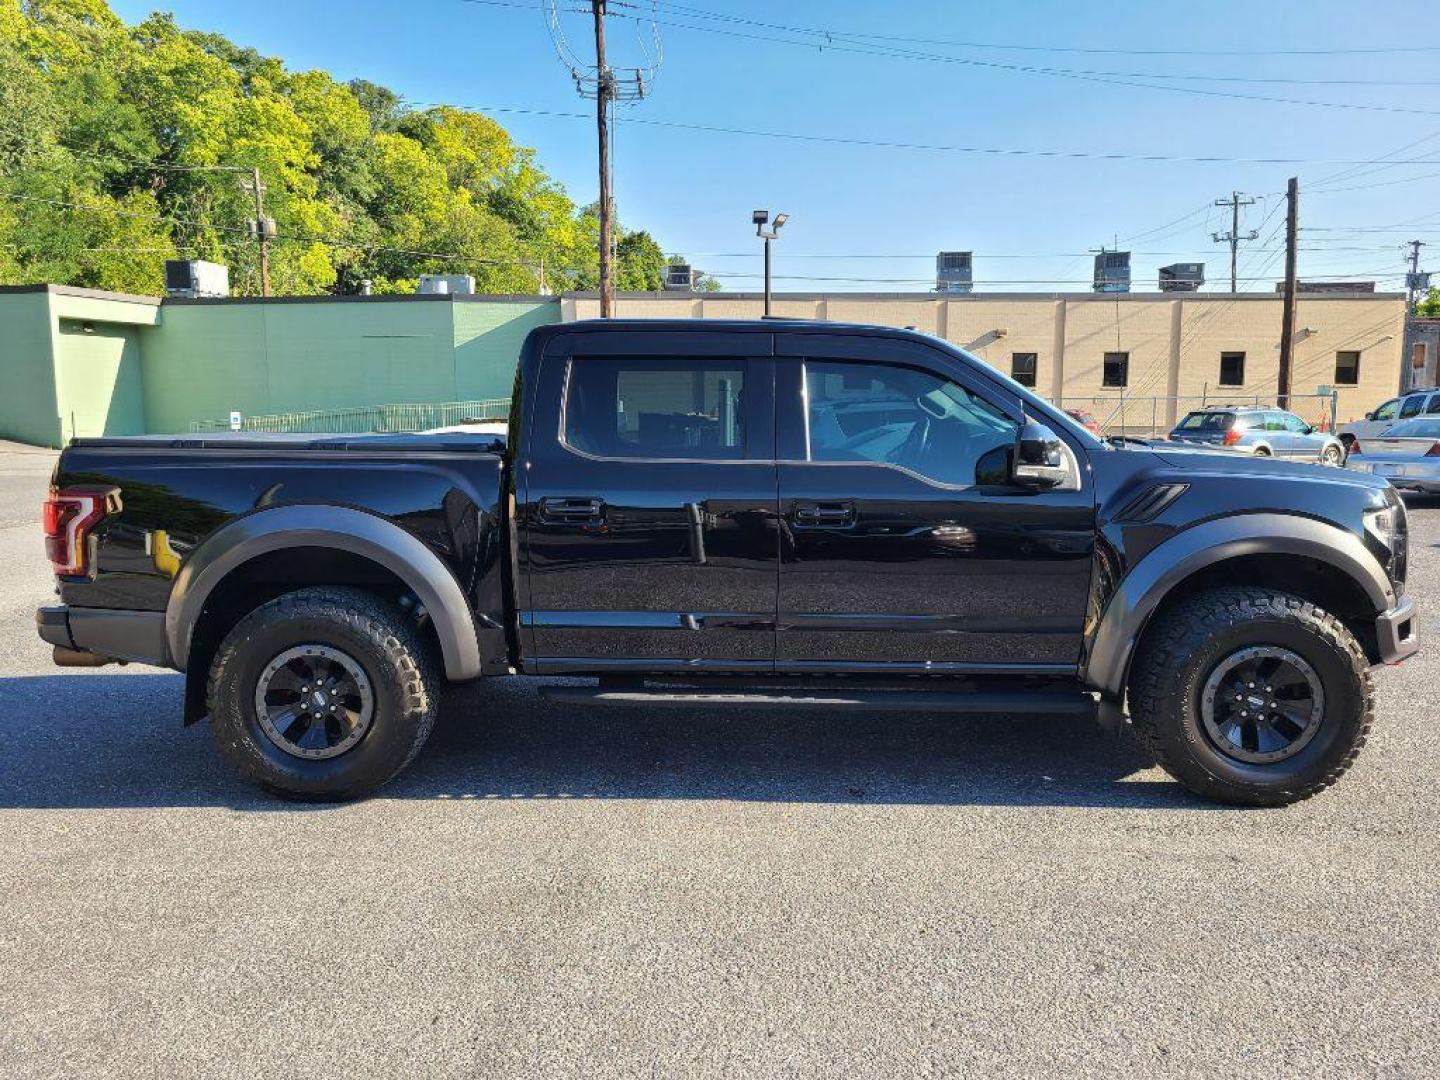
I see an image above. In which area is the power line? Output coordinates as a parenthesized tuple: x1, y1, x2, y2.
(638, 1, 1440, 58)
(413, 101, 1440, 167)
(592, 7, 1440, 116)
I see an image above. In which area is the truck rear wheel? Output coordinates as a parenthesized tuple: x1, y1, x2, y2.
(1127, 586, 1372, 806)
(207, 587, 440, 801)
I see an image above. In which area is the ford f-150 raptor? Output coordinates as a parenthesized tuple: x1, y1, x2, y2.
(36, 320, 1419, 804)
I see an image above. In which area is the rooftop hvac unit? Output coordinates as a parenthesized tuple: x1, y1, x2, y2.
(1159, 262, 1205, 292)
(163, 259, 230, 299)
(665, 264, 696, 290)
(417, 274, 476, 296)
(1093, 250, 1131, 293)
(936, 251, 973, 294)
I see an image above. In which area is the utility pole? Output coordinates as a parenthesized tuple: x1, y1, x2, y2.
(590, 0, 615, 317)
(1277, 177, 1300, 409)
(1212, 191, 1258, 294)
(547, 0, 656, 316)
(1406, 239, 1427, 313)
(250, 166, 272, 297)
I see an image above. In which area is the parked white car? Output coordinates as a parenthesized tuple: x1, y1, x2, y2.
(1337, 387, 1440, 455)
(1345, 417, 1440, 494)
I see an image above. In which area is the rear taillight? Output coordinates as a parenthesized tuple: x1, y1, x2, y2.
(1350, 440, 1363, 456)
(1427, 442, 1440, 458)
(42, 487, 118, 577)
(1223, 429, 1242, 446)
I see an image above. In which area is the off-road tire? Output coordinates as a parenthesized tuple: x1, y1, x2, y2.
(1128, 586, 1372, 806)
(208, 587, 441, 801)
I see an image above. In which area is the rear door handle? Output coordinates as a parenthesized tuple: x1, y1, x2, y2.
(539, 496, 606, 527)
(792, 500, 856, 528)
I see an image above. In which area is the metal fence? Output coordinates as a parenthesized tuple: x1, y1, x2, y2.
(189, 399, 511, 434)
(1054, 391, 1341, 441)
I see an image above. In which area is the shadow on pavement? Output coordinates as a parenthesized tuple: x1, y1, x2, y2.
(0, 672, 1222, 811)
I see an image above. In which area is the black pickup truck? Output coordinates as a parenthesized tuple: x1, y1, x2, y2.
(37, 319, 1418, 805)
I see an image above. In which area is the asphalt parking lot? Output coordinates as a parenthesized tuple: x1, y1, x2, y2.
(1, 442, 1437, 1078)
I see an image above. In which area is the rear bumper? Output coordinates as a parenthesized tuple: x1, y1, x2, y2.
(1375, 596, 1419, 665)
(35, 605, 170, 667)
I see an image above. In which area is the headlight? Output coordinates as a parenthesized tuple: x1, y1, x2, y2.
(1364, 505, 1402, 549)
(1364, 500, 1408, 587)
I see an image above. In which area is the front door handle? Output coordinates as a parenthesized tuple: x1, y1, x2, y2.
(792, 500, 856, 528)
(539, 496, 607, 527)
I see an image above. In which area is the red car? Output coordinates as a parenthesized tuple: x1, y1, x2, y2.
(1065, 408, 1102, 435)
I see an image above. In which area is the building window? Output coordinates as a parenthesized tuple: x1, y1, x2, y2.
(1010, 352, 1038, 387)
(1335, 350, 1361, 385)
(1103, 351, 1129, 388)
(1219, 352, 1245, 386)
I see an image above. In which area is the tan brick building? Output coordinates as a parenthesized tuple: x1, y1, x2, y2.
(563, 291, 1408, 431)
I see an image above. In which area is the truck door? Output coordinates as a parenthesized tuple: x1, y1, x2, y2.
(773, 340, 1094, 673)
(519, 331, 778, 671)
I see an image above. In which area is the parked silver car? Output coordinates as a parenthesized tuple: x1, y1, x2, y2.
(1344, 417, 1440, 494)
(1167, 406, 1345, 465)
(1337, 386, 1440, 456)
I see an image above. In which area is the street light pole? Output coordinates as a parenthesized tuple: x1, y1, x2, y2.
(753, 209, 788, 318)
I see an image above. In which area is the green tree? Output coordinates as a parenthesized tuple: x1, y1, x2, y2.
(1417, 288, 1440, 317)
(0, 0, 707, 297)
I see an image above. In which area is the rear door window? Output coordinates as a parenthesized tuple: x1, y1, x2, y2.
(1400, 395, 1426, 419)
(563, 357, 748, 460)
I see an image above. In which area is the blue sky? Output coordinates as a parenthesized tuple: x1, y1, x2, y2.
(111, 0, 1440, 293)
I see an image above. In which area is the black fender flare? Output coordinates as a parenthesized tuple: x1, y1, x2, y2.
(1082, 513, 1393, 700)
(165, 504, 484, 681)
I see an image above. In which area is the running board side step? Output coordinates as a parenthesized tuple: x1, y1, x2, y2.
(539, 686, 1096, 715)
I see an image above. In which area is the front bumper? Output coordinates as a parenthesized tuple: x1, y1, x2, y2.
(1375, 596, 1419, 665)
(36, 605, 170, 667)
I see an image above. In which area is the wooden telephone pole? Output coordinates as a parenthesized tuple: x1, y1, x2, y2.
(250, 166, 272, 297)
(1277, 177, 1300, 409)
(590, 0, 614, 317)
(1213, 192, 1258, 294)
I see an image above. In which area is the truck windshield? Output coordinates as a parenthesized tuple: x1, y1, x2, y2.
(1177, 411, 1236, 432)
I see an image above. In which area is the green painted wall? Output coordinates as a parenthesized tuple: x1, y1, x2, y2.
(53, 321, 146, 439)
(141, 297, 559, 432)
(50, 293, 157, 440)
(0, 291, 562, 442)
(0, 291, 63, 447)
(453, 299, 558, 401)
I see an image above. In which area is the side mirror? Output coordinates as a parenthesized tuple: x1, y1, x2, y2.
(1302, 424, 1315, 435)
(1012, 422, 1070, 489)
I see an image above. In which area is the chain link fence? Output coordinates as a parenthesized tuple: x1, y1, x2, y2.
(1055, 392, 1340, 441)
(189, 399, 511, 435)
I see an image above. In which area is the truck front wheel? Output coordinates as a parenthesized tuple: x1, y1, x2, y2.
(1127, 586, 1373, 806)
(207, 587, 441, 800)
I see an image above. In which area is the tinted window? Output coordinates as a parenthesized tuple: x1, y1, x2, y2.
(564, 357, 746, 459)
(1010, 352, 1038, 387)
(1400, 395, 1426, 418)
(1176, 411, 1235, 431)
(1282, 412, 1310, 433)
(1335, 350, 1361, 385)
(804, 361, 1017, 487)
(1219, 352, 1245, 386)
(1103, 352, 1129, 388)
(1426, 395, 1440, 415)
